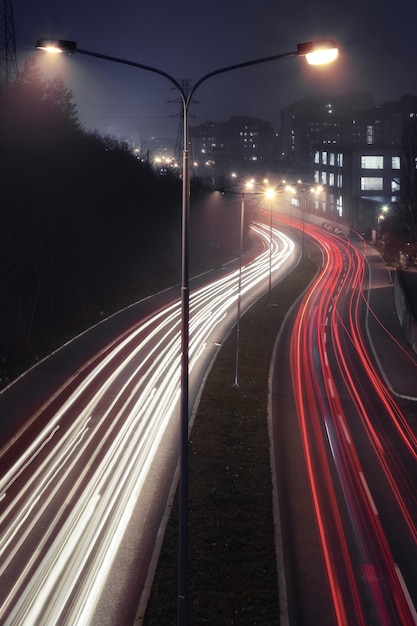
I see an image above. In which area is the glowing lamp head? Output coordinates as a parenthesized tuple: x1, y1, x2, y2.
(37, 44, 63, 54)
(306, 47, 339, 65)
(297, 40, 339, 65)
(36, 38, 78, 54)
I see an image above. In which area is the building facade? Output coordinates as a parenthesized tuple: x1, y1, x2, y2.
(311, 145, 401, 233)
(280, 93, 417, 233)
(190, 116, 278, 183)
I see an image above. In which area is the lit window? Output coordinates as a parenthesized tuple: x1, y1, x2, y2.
(361, 156, 383, 169)
(322, 151, 327, 165)
(392, 178, 400, 192)
(329, 153, 335, 165)
(337, 195, 343, 217)
(392, 156, 400, 169)
(329, 172, 335, 186)
(321, 172, 327, 184)
(337, 153, 343, 167)
(361, 177, 383, 191)
(314, 151, 320, 164)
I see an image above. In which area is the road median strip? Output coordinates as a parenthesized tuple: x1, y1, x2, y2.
(143, 259, 315, 625)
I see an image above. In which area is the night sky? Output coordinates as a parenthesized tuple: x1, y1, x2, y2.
(13, 0, 417, 150)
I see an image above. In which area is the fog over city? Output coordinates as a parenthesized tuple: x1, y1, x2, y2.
(14, 0, 417, 146)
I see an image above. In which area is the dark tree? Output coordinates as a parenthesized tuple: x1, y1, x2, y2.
(12, 56, 44, 101)
(396, 115, 417, 241)
(6, 56, 80, 136)
(44, 74, 80, 132)
(0, 58, 233, 388)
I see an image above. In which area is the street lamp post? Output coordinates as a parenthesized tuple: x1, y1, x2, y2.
(265, 188, 277, 307)
(37, 37, 338, 626)
(377, 205, 389, 242)
(220, 180, 272, 387)
(228, 179, 255, 388)
(292, 182, 323, 271)
(233, 187, 246, 387)
(301, 189, 307, 271)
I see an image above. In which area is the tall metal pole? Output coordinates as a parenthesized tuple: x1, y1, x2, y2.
(267, 196, 276, 307)
(36, 37, 338, 626)
(233, 191, 245, 387)
(301, 191, 306, 272)
(178, 94, 189, 625)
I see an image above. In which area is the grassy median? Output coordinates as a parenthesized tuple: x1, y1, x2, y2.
(143, 259, 315, 625)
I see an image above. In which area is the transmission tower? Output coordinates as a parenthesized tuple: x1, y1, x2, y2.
(0, 0, 18, 87)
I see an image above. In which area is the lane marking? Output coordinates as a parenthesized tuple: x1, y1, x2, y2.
(359, 471, 378, 516)
(395, 564, 417, 624)
(338, 414, 351, 444)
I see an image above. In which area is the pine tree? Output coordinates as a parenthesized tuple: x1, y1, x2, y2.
(13, 56, 45, 102)
(45, 74, 80, 132)
(7, 56, 80, 135)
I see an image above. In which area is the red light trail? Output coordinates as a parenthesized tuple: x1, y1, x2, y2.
(287, 218, 417, 624)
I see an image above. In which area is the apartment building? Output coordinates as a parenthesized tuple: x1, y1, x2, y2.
(311, 145, 401, 233)
(190, 116, 278, 182)
(280, 93, 417, 233)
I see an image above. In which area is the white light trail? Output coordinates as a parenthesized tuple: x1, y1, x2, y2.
(0, 222, 295, 624)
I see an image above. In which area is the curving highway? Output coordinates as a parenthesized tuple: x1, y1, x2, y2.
(0, 220, 297, 625)
(272, 218, 417, 625)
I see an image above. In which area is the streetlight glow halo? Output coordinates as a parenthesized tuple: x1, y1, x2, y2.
(306, 47, 339, 65)
(297, 39, 339, 65)
(36, 38, 77, 54)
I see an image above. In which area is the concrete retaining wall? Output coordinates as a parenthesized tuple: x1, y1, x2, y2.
(394, 270, 417, 355)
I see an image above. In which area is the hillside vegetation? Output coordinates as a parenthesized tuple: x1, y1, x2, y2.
(0, 58, 239, 387)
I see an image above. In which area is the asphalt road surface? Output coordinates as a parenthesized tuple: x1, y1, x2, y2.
(271, 219, 417, 625)
(0, 220, 299, 625)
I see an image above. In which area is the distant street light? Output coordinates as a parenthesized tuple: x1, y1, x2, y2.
(36, 36, 339, 626)
(265, 188, 277, 307)
(377, 205, 389, 241)
(219, 179, 261, 387)
(233, 181, 253, 387)
(222, 179, 281, 378)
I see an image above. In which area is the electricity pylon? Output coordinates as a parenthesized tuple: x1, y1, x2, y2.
(0, 0, 18, 87)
